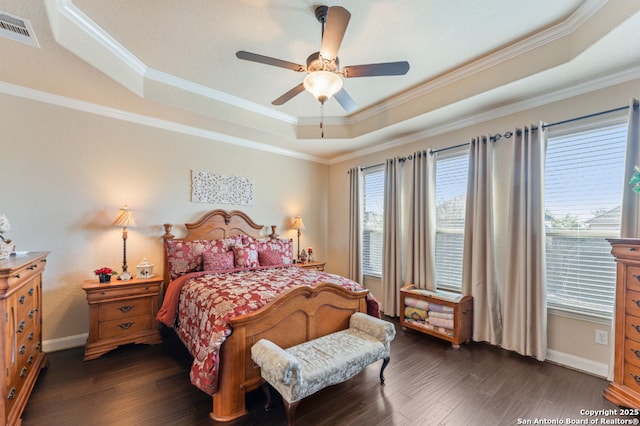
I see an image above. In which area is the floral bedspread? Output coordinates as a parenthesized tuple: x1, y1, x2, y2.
(156, 265, 379, 395)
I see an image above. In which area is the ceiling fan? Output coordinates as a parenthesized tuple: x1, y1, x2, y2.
(236, 5, 410, 113)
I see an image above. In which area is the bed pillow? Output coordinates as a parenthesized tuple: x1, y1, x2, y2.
(232, 244, 259, 268)
(203, 251, 235, 271)
(244, 236, 294, 264)
(166, 237, 240, 280)
(258, 250, 283, 266)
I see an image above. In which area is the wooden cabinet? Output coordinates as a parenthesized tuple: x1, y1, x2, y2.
(399, 284, 472, 349)
(296, 261, 325, 271)
(82, 276, 163, 361)
(605, 238, 640, 408)
(0, 252, 49, 426)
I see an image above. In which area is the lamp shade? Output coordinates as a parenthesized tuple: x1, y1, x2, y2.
(292, 216, 305, 230)
(112, 206, 136, 228)
(303, 71, 343, 104)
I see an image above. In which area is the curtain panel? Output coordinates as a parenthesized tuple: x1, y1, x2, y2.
(462, 137, 502, 345)
(621, 98, 640, 237)
(382, 158, 404, 316)
(406, 151, 436, 290)
(348, 167, 362, 283)
(501, 125, 547, 361)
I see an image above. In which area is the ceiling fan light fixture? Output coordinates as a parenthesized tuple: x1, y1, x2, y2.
(303, 71, 342, 104)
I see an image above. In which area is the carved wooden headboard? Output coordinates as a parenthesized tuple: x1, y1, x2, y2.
(161, 209, 278, 284)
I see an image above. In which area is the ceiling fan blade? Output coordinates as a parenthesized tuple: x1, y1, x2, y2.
(334, 88, 358, 113)
(342, 61, 410, 78)
(272, 83, 305, 105)
(236, 51, 306, 72)
(320, 6, 351, 60)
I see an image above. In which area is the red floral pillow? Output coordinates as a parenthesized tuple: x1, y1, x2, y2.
(258, 250, 283, 266)
(232, 243, 259, 268)
(203, 251, 234, 271)
(166, 237, 241, 280)
(244, 236, 294, 264)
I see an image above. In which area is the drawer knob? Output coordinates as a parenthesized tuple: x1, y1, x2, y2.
(8, 387, 16, 400)
(633, 325, 640, 334)
(13, 273, 20, 279)
(27, 264, 37, 270)
(28, 288, 34, 296)
(633, 300, 640, 308)
(119, 322, 134, 330)
(20, 367, 27, 378)
(18, 295, 25, 304)
(118, 305, 134, 313)
(16, 320, 25, 333)
(632, 373, 640, 385)
(28, 332, 34, 341)
(19, 345, 26, 355)
(631, 349, 640, 360)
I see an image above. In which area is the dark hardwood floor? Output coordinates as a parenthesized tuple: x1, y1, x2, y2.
(22, 319, 634, 426)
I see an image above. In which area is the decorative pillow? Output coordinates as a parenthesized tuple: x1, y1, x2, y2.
(233, 244, 259, 268)
(165, 237, 241, 280)
(246, 237, 294, 265)
(258, 250, 283, 266)
(203, 251, 234, 271)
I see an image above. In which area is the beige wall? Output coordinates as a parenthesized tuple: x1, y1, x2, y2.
(0, 92, 329, 349)
(328, 79, 640, 376)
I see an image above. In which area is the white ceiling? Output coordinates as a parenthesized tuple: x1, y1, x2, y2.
(1, 0, 639, 163)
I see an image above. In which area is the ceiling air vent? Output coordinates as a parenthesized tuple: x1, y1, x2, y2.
(0, 12, 39, 48)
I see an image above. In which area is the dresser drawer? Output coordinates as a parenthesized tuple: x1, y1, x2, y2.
(626, 315, 640, 343)
(627, 266, 640, 292)
(98, 297, 152, 321)
(626, 290, 640, 317)
(612, 243, 640, 262)
(626, 338, 640, 368)
(86, 283, 161, 303)
(98, 315, 152, 340)
(624, 362, 640, 394)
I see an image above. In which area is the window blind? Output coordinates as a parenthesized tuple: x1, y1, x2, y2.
(362, 167, 384, 276)
(545, 120, 627, 318)
(435, 153, 469, 291)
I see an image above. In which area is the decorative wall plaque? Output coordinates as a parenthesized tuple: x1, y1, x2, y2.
(191, 170, 254, 205)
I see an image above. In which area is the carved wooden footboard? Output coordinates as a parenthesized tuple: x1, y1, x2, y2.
(211, 282, 369, 421)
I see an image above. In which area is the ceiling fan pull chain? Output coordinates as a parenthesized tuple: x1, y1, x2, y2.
(320, 103, 324, 138)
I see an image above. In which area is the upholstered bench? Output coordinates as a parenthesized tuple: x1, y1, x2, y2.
(250, 312, 396, 425)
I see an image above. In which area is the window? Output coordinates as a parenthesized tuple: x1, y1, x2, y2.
(544, 119, 627, 318)
(435, 152, 469, 291)
(362, 166, 384, 276)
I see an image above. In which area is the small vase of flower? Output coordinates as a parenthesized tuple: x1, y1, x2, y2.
(94, 267, 118, 283)
(0, 214, 13, 260)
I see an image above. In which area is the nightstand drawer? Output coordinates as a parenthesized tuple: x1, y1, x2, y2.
(99, 315, 152, 340)
(86, 283, 161, 303)
(98, 297, 152, 321)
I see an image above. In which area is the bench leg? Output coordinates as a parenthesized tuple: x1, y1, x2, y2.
(260, 380, 272, 411)
(380, 356, 390, 384)
(284, 400, 300, 426)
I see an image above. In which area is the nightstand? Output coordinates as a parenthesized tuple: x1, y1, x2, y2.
(82, 276, 163, 360)
(296, 261, 326, 271)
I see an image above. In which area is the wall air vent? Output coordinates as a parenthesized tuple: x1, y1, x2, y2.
(0, 12, 39, 48)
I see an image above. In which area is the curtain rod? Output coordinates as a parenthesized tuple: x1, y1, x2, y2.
(356, 101, 637, 172)
(541, 101, 637, 130)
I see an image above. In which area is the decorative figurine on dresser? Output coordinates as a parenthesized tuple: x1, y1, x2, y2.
(0, 252, 49, 426)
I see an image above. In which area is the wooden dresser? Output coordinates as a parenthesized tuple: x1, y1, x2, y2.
(82, 276, 163, 361)
(605, 238, 640, 408)
(0, 252, 49, 426)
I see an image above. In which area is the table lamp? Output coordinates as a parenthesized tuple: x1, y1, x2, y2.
(112, 205, 136, 281)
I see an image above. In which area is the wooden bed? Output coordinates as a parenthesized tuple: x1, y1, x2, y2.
(161, 209, 369, 421)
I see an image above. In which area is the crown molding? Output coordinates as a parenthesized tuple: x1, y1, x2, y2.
(329, 63, 640, 165)
(0, 81, 328, 164)
(352, 0, 608, 123)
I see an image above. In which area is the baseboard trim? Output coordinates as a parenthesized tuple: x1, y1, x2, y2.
(43, 333, 88, 353)
(546, 348, 609, 378)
